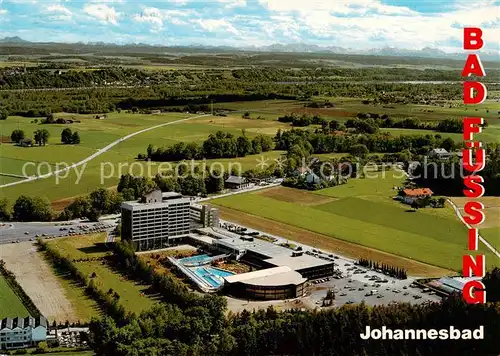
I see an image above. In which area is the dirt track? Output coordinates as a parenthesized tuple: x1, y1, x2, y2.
(0, 242, 77, 322)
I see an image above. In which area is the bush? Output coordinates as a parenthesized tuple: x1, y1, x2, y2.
(34, 341, 48, 354)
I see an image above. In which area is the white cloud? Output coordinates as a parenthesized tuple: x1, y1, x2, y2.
(169, 0, 188, 5)
(256, 0, 500, 52)
(83, 4, 119, 25)
(197, 19, 239, 35)
(217, 0, 246, 8)
(46, 4, 72, 20)
(133, 7, 194, 31)
(0, 9, 7, 15)
(133, 7, 164, 31)
(88, 0, 124, 3)
(259, 0, 416, 16)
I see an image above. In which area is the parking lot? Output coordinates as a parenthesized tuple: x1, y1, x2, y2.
(0, 220, 117, 245)
(307, 261, 441, 307)
(219, 220, 442, 308)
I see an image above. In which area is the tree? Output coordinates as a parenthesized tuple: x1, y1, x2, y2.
(349, 144, 369, 158)
(437, 197, 446, 208)
(45, 113, 55, 124)
(410, 200, 420, 212)
(441, 137, 456, 151)
(72, 131, 81, 144)
(89, 188, 112, 215)
(13, 196, 52, 222)
(62, 196, 91, 220)
(0, 198, 11, 221)
(0, 109, 8, 120)
(34, 129, 50, 146)
(236, 134, 252, 157)
(61, 128, 73, 144)
(483, 267, 500, 302)
(180, 176, 206, 196)
(205, 172, 224, 194)
(120, 188, 136, 201)
(10, 129, 25, 143)
(328, 120, 341, 131)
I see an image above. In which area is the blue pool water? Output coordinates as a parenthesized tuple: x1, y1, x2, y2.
(193, 267, 235, 288)
(179, 254, 213, 266)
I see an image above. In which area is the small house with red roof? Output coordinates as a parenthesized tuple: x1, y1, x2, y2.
(399, 188, 434, 204)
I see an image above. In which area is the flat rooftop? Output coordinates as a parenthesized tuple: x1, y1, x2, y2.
(121, 197, 190, 210)
(224, 266, 306, 286)
(264, 254, 334, 271)
(213, 235, 292, 258)
(187, 233, 214, 245)
(162, 192, 183, 199)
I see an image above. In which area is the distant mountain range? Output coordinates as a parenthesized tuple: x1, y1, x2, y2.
(1, 37, 499, 61)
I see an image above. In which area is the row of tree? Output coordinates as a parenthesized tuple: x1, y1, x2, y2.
(278, 113, 327, 127)
(412, 145, 500, 196)
(357, 258, 408, 280)
(275, 128, 460, 158)
(61, 188, 123, 221)
(143, 131, 274, 162)
(87, 284, 500, 356)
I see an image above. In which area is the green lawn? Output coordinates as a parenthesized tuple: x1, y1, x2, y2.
(0, 275, 30, 318)
(47, 233, 112, 260)
(212, 172, 498, 271)
(75, 262, 158, 315)
(481, 227, 500, 253)
(46, 235, 159, 316)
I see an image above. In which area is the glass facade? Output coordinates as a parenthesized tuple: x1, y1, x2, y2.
(227, 281, 307, 301)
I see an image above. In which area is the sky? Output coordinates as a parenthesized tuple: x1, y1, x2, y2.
(0, 0, 498, 53)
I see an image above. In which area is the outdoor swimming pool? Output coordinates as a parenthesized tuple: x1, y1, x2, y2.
(194, 267, 235, 288)
(179, 254, 213, 266)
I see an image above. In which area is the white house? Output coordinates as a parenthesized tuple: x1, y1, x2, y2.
(305, 172, 321, 184)
(0, 316, 47, 350)
(428, 148, 451, 160)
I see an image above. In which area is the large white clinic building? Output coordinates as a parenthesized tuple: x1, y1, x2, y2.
(121, 190, 219, 251)
(121, 190, 191, 251)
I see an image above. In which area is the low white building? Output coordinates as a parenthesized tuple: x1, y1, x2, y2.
(0, 316, 47, 350)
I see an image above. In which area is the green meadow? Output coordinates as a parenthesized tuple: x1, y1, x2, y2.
(0, 275, 30, 318)
(212, 171, 498, 271)
(0, 112, 286, 202)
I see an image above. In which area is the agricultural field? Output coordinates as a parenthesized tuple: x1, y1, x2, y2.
(0, 111, 286, 202)
(0, 274, 30, 318)
(449, 197, 500, 252)
(45, 234, 160, 317)
(0, 97, 498, 204)
(481, 228, 500, 252)
(0, 242, 79, 323)
(212, 172, 498, 273)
